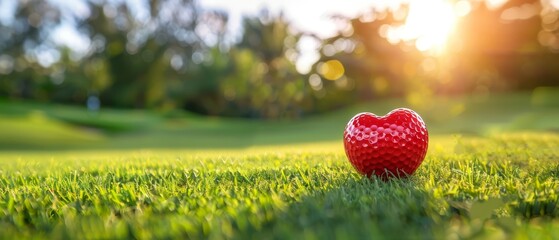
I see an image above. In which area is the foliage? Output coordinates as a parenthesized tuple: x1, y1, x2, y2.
(0, 0, 228, 109)
(216, 14, 311, 118)
(0, 1, 62, 99)
(2, 0, 559, 119)
(80, 1, 228, 108)
(309, 0, 559, 109)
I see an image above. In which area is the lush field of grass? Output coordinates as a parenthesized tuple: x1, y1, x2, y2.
(0, 134, 558, 239)
(0, 90, 558, 239)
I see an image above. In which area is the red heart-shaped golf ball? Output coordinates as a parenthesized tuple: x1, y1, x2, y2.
(343, 108, 428, 179)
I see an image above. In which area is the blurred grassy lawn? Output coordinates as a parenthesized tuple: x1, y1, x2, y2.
(0, 89, 558, 150)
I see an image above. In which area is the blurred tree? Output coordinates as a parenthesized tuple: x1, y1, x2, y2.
(3, 0, 559, 119)
(308, 9, 418, 105)
(0, 1, 313, 119)
(217, 13, 311, 119)
(312, 0, 559, 111)
(0, 1, 62, 100)
(176, 46, 232, 115)
(79, 0, 228, 109)
(447, 0, 559, 92)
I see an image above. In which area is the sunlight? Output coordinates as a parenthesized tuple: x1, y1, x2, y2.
(392, 0, 458, 53)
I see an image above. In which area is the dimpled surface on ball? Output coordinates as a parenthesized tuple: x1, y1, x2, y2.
(343, 108, 428, 179)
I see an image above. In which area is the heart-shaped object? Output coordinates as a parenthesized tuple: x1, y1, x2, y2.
(343, 108, 428, 179)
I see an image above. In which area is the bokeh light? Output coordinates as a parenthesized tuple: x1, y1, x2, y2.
(319, 60, 345, 81)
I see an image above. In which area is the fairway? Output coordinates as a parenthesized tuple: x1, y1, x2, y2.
(1, 92, 559, 239)
(1, 133, 558, 239)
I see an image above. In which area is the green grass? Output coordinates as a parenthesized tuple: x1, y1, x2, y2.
(0, 90, 558, 239)
(2, 90, 559, 150)
(0, 134, 558, 239)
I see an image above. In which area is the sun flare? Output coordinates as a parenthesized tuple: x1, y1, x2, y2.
(390, 0, 460, 53)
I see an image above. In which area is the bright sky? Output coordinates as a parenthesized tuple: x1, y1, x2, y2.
(199, 0, 397, 38)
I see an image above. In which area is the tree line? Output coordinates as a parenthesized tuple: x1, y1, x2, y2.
(0, 0, 558, 119)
